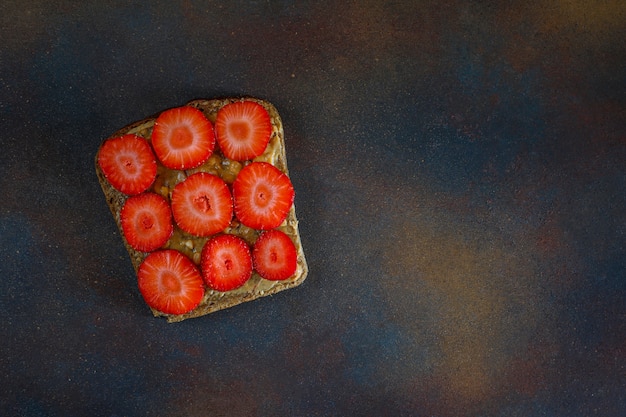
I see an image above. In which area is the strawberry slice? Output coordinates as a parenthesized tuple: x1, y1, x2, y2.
(151, 106, 215, 170)
(253, 229, 298, 281)
(201, 234, 253, 291)
(121, 192, 173, 252)
(215, 101, 272, 161)
(171, 172, 233, 237)
(137, 249, 205, 315)
(232, 162, 294, 230)
(97, 134, 157, 195)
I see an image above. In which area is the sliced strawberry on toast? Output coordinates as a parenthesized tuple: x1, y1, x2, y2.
(121, 192, 174, 252)
(215, 100, 272, 161)
(151, 106, 215, 170)
(252, 229, 298, 281)
(97, 134, 157, 195)
(233, 162, 295, 230)
(171, 172, 233, 237)
(201, 234, 253, 291)
(137, 249, 205, 315)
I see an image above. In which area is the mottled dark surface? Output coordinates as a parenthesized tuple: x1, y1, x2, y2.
(1, 1, 625, 416)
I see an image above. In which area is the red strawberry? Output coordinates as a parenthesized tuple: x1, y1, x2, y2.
(252, 229, 298, 281)
(201, 234, 252, 291)
(151, 106, 215, 170)
(171, 172, 233, 237)
(137, 249, 205, 315)
(215, 101, 272, 161)
(121, 192, 173, 252)
(97, 134, 157, 195)
(233, 162, 294, 230)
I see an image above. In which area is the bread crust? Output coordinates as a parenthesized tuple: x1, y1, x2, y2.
(95, 97, 308, 322)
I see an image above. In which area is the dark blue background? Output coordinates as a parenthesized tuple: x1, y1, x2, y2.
(1, 1, 624, 416)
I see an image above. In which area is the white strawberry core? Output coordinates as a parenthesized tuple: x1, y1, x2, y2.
(254, 184, 272, 208)
(223, 258, 234, 271)
(118, 154, 138, 174)
(229, 121, 250, 141)
(193, 195, 212, 213)
(161, 271, 181, 293)
(139, 212, 155, 230)
(170, 126, 193, 149)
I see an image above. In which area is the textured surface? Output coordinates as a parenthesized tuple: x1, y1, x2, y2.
(1, 1, 625, 416)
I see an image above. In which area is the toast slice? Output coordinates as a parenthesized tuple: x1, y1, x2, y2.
(95, 97, 308, 322)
